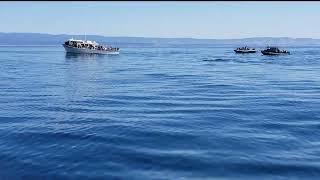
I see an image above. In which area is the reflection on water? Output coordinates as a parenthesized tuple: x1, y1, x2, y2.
(65, 52, 105, 60)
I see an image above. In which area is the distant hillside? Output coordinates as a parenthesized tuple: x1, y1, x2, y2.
(1, 32, 320, 47)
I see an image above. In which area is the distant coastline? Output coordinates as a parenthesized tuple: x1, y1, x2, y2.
(1, 32, 320, 47)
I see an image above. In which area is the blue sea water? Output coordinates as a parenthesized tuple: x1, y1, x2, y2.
(0, 46, 320, 179)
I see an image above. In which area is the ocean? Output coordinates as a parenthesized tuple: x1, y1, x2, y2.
(0, 46, 320, 179)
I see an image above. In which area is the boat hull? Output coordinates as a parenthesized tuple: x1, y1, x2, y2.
(234, 50, 256, 53)
(63, 44, 119, 55)
(261, 51, 290, 55)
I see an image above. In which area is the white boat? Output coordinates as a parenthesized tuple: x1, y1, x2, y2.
(62, 38, 120, 55)
(234, 46, 256, 53)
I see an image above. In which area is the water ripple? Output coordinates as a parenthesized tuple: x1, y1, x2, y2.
(0, 46, 320, 179)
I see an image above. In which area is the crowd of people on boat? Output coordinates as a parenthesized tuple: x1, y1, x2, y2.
(236, 46, 254, 50)
(265, 47, 288, 53)
(65, 41, 119, 51)
(234, 45, 290, 55)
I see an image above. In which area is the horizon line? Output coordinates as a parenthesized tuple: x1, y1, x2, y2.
(0, 32, 319, 41)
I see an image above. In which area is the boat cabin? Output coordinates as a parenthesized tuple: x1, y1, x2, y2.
(64, 39, 99, 48)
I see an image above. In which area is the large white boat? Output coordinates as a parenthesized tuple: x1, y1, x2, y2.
(62, 38, 120, 55)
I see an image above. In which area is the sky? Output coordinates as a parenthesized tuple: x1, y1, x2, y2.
(0, 1, 320, 39)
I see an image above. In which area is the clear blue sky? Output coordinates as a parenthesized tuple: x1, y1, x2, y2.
(1, 1, 320, 39)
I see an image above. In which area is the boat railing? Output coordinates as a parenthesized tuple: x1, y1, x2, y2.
(65, 41, 119, 51)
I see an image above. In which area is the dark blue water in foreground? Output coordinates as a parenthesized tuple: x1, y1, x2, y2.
(0, 46, 320, 179)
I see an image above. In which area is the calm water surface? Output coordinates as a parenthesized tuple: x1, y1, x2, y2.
(0, 46, 320, 179)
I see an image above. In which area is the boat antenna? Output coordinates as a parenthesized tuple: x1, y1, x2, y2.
(85, 32, 86, 41)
